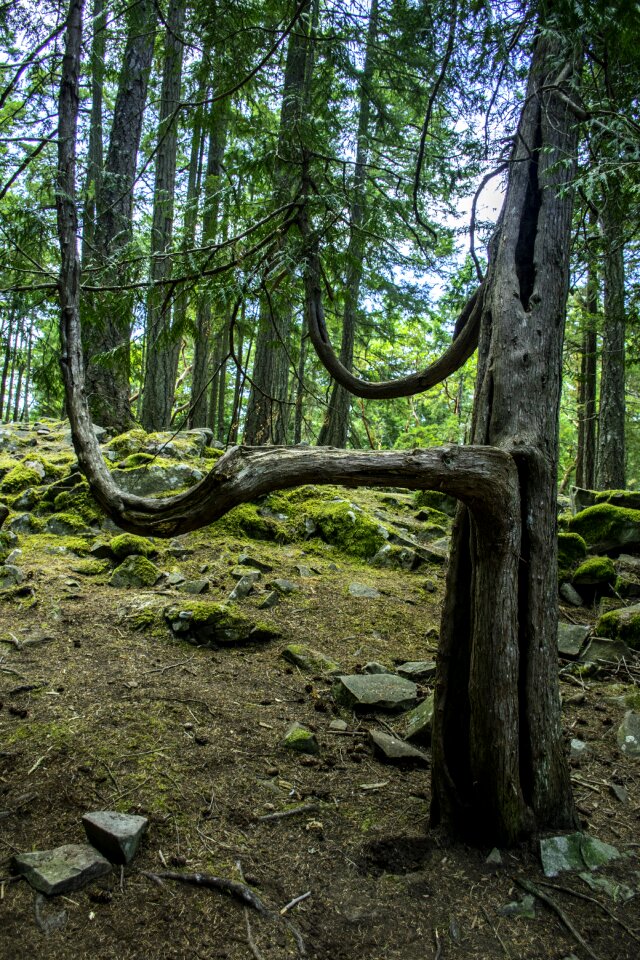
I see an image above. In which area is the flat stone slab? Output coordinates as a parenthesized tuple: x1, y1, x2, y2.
(348, 582, 380, 598)
(402, 694, 435, 745)
(13, 844, 111, 895)
(617, 711, 640, 757)
(396, 660, 437, 682)
(82, 811, 149, 864)
(281, 644, 341, 675)
(540, 833, 621, 878)
(332, 674, 418, 712)
(557, 623, 590, 658)
(580, 637, 633, 663)
(370, 730, 429, 766)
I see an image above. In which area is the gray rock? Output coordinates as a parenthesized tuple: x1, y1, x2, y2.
(165, 602, 280, 647)
(269, 578, 298, 595)
(560, 583, 583, 607)
(231, 566, 261, 581)
(557, 623, 590, 658)
(540, 833, 621, 878)
(228, 576, 255, 601)
(258, 590, 280, 610)
(45, 514, 92, 536)
(402, 694, 435, 745)
(238, 553, 272, 573)
(0, 564, 24, 589)
(282, 722, 319, 754)
(12, 488, 40, 511)
(111, 463, 203, 496)
(82, 811, 148, 864)
(13, 844, 111, 895)
(570, 738, 589, 761)
(396, 660, 437, 682)
(348, 582, 380, 599)
(109, 556, 159, 588)
(485, 848, 503, 867)
(166, 571, 187, 586)
(499, 895, 536, 919)
(617, 711, 640, 757)
(580, 636, 633, 664)
(8, 512, 42, 534)
(178, 579, 210, 595)
(90, 540, 114, 560)
(363, 661, 392, 675)
(329, 719, 348, 732)
(371, 544, 419, 571)
(570, 486, 597, 514)
(332, 674, 418, 712)
(369, 730, 428, 766)
(294, 563, 315, 577)
(281, 644, 341, 675)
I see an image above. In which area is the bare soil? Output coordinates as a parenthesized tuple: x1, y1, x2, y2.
(0, 500, 638, 960)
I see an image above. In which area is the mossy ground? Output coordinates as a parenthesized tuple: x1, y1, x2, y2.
(0, 429, 638, 959)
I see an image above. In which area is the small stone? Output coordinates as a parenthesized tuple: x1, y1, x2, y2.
(609, 783, 628, 803)
(329, 719, 348, 732)
(258, 590, 280, 609)
(617, 711, 640, 757)
(540, 832, 621, 878)
(295, 564, 315, 577)
(178, 579, 210, 595)
(282, 722, 319, 755)
(166, 571, 187, 586)
(238, 553, 273, 573)
(557, 622, 590, 658)
(231, 566, 261, 581)
(499, 894, 536, 919)
(362, 661, 392, 675)
(485, 848, 502, 867)
(0, 564, 24, 589)
(82, 811, 149, 865)
(228, 576, 256, 601)
(13, 844, 111, 895)
(402, 694, 435, 746)
(396, 660, 437, 682)
(560, 583, 584, 607)
(369, 730, 429, 766)
(281, 644, 341, 675)
(580, 637, 633, 664)
(332, 674, 418, 712)
(570, 738, 589, 760)
(269, 578, 298, 595)
(348, 582, 380, 598)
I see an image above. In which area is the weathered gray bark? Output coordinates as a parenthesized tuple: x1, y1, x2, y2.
(244, 4, 315, 444)
(318, 0, 377, 448)
(83, 0, 156, 429)
(596, 186, 626, 489)
(80, 0, 105, 266)
(575, 256, 598, 490)
(141, 0, 186, 430)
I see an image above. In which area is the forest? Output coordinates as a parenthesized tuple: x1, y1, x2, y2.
(0, 0, 639, 957)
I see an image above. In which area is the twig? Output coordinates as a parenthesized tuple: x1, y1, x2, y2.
(434, 927, 442, 960)
(281, 890, 311, 915)
(0, 666, 27, 678)
(141, 657, 195, 676)
(536, 879, 640, 944)
(515, 877, 599, 960)
(258, 803, 319, 823)
(480, 905, 511, 958)
(141, 870, 270, 914)
(237, 861, 265, 960)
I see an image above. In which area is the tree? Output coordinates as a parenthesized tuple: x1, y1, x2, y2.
(58, 0, 581, 845)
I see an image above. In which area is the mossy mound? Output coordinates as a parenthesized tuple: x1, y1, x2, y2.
(1, 465, 44, 495)
(165, 601, 280, 646)
(595, 603, 640, 650)
(594, 489, 640, 510)
(572, 556, 616, 587)
(110, 533, 157, 560)
(413, 490, 457, 517)
(52, 486, 103, 525)
(118, 452, 156, 469)
(215, 504, 284, 542)
(45, 512, 93, 537)
(557, 532, 587, 581)
(104, 429, 148, 460)
(109, 555, 159, 588)
(568, 504, 640, 555)
(302, 500, 386, 559)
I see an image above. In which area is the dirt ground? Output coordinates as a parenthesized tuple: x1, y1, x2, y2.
(1, 500, 639, 960)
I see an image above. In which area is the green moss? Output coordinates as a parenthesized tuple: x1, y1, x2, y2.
(302, 501, 386, 558)
(70, 557, 110, 576)
(557, 511, 573, 532)
(594, 489, 640, 508)
(110, 533, 156, 559)
(45, 511, 93, 536)
(595, 608, 640, 650)
(215, 503, 281, 541)
(557, 532, 587, 581)
(105, 429, 148, 459)
(572, 556, 616, 586)
(413, 489, 457, 516)
(569, 503, 640, 552)
(53, 485, 103, 524)
(119, 452, 155, 468)
(109, 555, 159, 588)
(1, 465, 43, 494)
(201, 446, 223, 460)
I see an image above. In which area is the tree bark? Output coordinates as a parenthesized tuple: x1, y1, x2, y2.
(83, 0, 156, 429)
(140, 0, 186, 430)
(595, 185, 626, 489)
(80, 0, 105, 267)
(575, 253, 598, 490)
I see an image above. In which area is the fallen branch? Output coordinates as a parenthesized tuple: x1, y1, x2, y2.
(536, 878, 640, 944)
(258, 803, 319, 823)
(141, 870, 269, 915)
(515, 877, 599, 960)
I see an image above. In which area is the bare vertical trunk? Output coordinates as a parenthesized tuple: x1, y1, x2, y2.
(0, 309, 15, 417)
(318, 0, 377, 448)
(141, 0, 186, 430)
(81, 0, 106, 266)
(431, 31, 578, 844)
(293, 307, 308, 444)
(83, 0, 156, 429)
(4, 317, 19, 422)
(575, 253, 598, 490)
(596, 187, 626, 489)
(20, 320, 33, 421)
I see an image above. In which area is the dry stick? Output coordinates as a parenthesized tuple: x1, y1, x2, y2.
(281, 890, 311, 916)
(258, 803, 319, 823)
(0, 666, 27, 678)
(536, 879, 640, 944)
(141, 870, 269, 915)
(515, 878, 599, 960)
(433, 927, 442, 960)
(236, 862, 265, 960)
(480, 905, 512, 958)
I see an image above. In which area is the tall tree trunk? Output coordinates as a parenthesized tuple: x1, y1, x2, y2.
(83, 0, 156, 429)
(244, 3, 315, 444)
(20, 319, 33, 421)
(430, 30, 578, 844)
(0, 308, 15, 417)
(81, 0, 106, 266)
(190, 92, 228, 428)
(4, 316, 19, 422)
(318, 0, 377, 448)
(293, 309, 308, 444)
(141, 0, 186, 430)
(595, 186, 626, 489)
(575, 249, 598, 490)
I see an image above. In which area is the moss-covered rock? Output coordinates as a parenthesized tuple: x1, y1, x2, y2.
(10, 487, 42, 512)
(165, 601, 280, 646)
(215, 503, 282, 541)
(110, 533, 157, 560)
(281, 644, 341, 675)
(594, 489, 640, 510)
(8, 513, 44, 535)
(45, 512, 93, 536)
(568, 504, 640, 555)
(413, 489, 457, 517)
(53, 486, 103, 524)
(572, 556, 616, 587)
(118, 452, 156, 469)
(302, 500, 386, 559)
(109, 462, 203, 497)
(70, 558, 111, 576)
(1, 464, 44, 495)
(109, 555, 159, 588)
(595, 603, 640, 650)
(557, 532, 587, 581)
(282, 722, 319, 754)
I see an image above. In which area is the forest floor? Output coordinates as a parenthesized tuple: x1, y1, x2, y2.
(0, 483, 639, 960)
